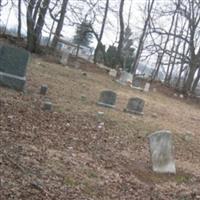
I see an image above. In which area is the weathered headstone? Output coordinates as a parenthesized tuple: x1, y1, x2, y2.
(43, 101, 52, 111)
(97, 90, 117, 108)
(40, 85, 48, 95)
(124, 97, 144, 115)
(60, 51, 69, 66)
(148, 130, 176, 173)
(0, 44, 30, 91)
(144, 82, 150, 92)
(117, 71, 132, 85)
(109, 69, 117, 77)
(132, 79, 141, 87)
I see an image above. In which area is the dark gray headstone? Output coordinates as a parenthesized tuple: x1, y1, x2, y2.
(124, 97, 144, 115)
(148, 130, 176, 173)
(97, 90, 117, 108)
(132, 79, 141, 87)
(40, 85, 48, 95)
(0, 44, 30, 91)
(43, 101, 52, 111)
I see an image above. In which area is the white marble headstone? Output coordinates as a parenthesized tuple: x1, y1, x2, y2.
(144, 82, 150, 92)
(109, 69, 117, 77)
(148, 130, 176, 173)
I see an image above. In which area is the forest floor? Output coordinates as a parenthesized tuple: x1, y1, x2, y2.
(1, 54, 200, 200)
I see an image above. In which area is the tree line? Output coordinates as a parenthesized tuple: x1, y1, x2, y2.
(0, 0, 200, 95)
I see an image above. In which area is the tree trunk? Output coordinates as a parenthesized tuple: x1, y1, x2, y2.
(17, 0, 22, 38)
(132, 0, 155, 77)
(27, 0, 37, 51)
(33, 0, 42, 23)
(34, 0, 50, 49)
(192, 67, 200, 93)
(51, 0, 69, 49)
(93, 0, 109, 64)
(117, 0, 125, 67)
(184, 64, 197, 93)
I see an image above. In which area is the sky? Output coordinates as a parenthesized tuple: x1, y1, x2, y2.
(0, 0, 169, 67)
(0, 0, 146, 46)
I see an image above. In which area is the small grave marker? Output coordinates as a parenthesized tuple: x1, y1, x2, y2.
(97, 90, 117, 108)
(40, 85, 48, 95)
(43, 101, 52, 111)
(124, 97, 144, 115)
(148, 130, 176, 173)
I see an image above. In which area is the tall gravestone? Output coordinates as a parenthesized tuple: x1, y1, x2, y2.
(97, 90, 117, 108)
(148, 130, 176, 173)
(124, 97, 144, 115)
(0, 44, 30, 91)
(144, 82, 151, 92)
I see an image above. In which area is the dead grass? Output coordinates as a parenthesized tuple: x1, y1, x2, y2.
(1, 55, 200, 199)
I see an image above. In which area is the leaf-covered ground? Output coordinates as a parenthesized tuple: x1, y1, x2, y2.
(1, 55, 200, 199)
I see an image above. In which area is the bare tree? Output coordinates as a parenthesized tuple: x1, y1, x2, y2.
(51, 0, 69, 49)
(131, 0, 155, 77)
(93, 0, 109, 64)
(117, 0, 125, 67)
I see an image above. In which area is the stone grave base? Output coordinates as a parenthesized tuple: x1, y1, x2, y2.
(123, 108, 144, 115)
(97, 101, 115, 108)
(0, 72, 26, 91)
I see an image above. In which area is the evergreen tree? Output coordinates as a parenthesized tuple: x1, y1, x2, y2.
(73, 20, 93, 57)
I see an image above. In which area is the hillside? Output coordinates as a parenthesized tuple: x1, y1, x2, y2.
(1, 55, 200, 200)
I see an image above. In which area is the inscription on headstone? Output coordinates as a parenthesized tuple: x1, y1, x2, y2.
(124, 97, 144, 115)
(97, 90, 117, 108)
(148, 130, 176, 173)
(0, 44, 30, 91)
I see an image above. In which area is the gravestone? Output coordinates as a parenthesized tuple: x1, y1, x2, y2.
(144, 82, 150, 92)
(97, 90, 117, 108)
(117, 71, 132, 85)
(124, 97, 144, 115)
(0, 44, 30, 91)
(40, 85, 48, 95)
(148, 130, 176, 173)
(109, 69, 117, 77)
(60, 51, 69, 66)
(43, 101, 52, 111)
(132, 79, 141, 88)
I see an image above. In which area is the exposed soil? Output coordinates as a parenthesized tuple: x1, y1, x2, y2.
(0, 55, 200, 200)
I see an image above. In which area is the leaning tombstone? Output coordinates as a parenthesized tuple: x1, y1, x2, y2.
(40, 84, 48, 95)
(43, 101, 52, 111)
(97, 90, 117, 108)
(148, 130, 176, 174)
(124, 97, 144, 115)
(144, 82, 151, 92)
(0, 44, 30, 91)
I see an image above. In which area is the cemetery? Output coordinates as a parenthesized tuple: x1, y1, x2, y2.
(0, 44, 200, 199)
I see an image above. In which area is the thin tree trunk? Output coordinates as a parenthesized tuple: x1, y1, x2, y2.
(117, 0, 125, 67)
(192, 67, 200, 93)
(27, 0, 37, 51)
(51, 0, 68, 49)
(34, 0, 50, 48)
(93, 0, 109, 64)
(17, 0, 22, 38)
(33, 0, 42, 23)
(131, 0, 155, 76)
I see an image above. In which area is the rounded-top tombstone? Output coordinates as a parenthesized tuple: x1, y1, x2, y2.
(124, 97, 144, 115)
(97, 90, 117, 108)
(148, 130, 176, 174)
